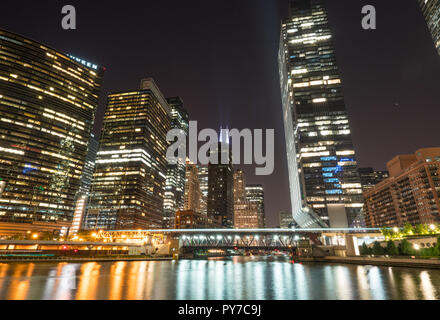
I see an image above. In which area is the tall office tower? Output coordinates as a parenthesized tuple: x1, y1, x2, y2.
(419, 0, 440, 55)
(183, 160, 201, 213)
(163, 97, 189, 228)
(245, 185, 266, 228)
(78, 133, 99, 196)
(279, 210, 294, 229)
(198, 165, 209, 215)
(358, 167, 389, 192)
(233, 170, 261, 229)
(207, 133, 234, 228)
(85, 78, 170, 230)
(0, 29, 104, 235)
(278, 0, 364, 228)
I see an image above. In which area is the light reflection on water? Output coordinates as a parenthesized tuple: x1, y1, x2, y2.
(0, 256, 440, 300)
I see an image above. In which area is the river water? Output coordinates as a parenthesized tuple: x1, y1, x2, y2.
(0, 256, 439, 300)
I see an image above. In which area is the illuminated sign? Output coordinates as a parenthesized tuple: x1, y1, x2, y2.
(68, 54, 98, 70)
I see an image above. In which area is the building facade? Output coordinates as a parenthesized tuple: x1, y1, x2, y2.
(198, 165, 209, 215)
(183, 160, 201, 214)
(364, 148, 440, 228)
(245, 184, 265, 228)
(419, 0, 440, 56)
(207, 140, 234, 228)
(0, 29, 104, 235)
(278, 0, 363, 228)
(233, 170, 259, 229)
(358, 167, 389, 192)
(175, 209, 223, 229)
(85, 78, 170, 230)
(279, 211, 294, 229)
(163, 97, 189, 228)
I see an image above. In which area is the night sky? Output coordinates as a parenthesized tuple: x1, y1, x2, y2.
(1, 0, 439, 227)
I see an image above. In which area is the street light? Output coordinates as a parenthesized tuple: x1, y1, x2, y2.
(413, 244, 420, 250)
(429, 224, 436, 231)
(393, 227, 399, 233)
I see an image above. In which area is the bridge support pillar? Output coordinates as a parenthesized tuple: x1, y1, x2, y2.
(345, 235, 360, 256)
(169, 238, 181, 256)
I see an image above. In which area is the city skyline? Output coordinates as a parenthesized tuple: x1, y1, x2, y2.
(0, 0, 439, 227)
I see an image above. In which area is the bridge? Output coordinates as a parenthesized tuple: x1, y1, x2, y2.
(95, 228, 384, 254)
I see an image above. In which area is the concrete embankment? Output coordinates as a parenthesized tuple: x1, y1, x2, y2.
(299, 256, 440, 269)
(0, 256, 173, 263)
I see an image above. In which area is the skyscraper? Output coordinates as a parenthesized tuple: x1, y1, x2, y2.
(278, 0, 363, 228)
(85, 78, 170, 230)
(207, 134, 234, 228)
(78, 133, 99, 196)
(163, 97, 189, 228)
(183, 160, 201, 213)
(279, 210, 293, 229)
(245, 184, 265, 228)
(233, 170, 265, 229)
(0, 29, 104, 235)
(419, 0, 440, 56)
(198, 165, 209, 215)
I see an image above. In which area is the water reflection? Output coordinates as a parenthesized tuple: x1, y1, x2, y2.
(0, 257, 440, 300)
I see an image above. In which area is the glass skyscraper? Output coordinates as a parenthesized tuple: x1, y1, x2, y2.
(85, 78, 170, 230)
(163, 97, 188, 228)
(278, 0, 363, 228)
(419, 0, 440, 55)
(0, 29, 104, 234)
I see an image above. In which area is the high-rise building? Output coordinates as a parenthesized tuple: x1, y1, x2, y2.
(183, 160, 201, 213)
(278, 0, 363, 228)
(279, 211, 293, 229)
(364, 148, 440, 228)
(198, 165, 209, 215)
(163, 97, 189, 228)
(78, 133, 99, 196)
(358, 167, 389, 192)
(245, 184, 265, 228)
(419, 0, 440, 56)
(85, 78, 170, 230)
(233, 169, 258, 229)
(207, 135, 234, 228)
(0, 29, 104, 235)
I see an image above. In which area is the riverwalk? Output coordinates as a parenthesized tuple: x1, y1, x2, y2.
(299, 256, 440, 269)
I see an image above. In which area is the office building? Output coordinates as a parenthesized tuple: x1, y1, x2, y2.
(245, 184, 265, 228)
(419, 0, 440, 55)
(278, 0, 363, 228)
(279, 211, 294, 229)
(163, 97, 189, 228)
(175, 209, 223, 229)
(183, 160, 201, 213)
(364, 148, 440, 228)
(85, 78, 170, 230)
(233, 170, 259, 229)
(0, 29, 104, 235)
(198, 165, 209, 215)
(358, 167, 389, 192)
(207, 131, 234, 228)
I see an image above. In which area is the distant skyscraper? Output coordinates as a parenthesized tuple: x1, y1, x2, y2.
(0, 29, 104, 234)
(85, 78, 170, 230)
(279, 211, 293, 229)
(207, 136, 234, 228)
(278, 0, 363, 228)
(184, 161, 201, 213)
(163, 97, 189, 228)
(358, 168, 389, 192)
(233, 169, 256, 229)
(198, 165, 209, 215)
(419, 0, 440, 55)
(246, 184, 265, 228)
